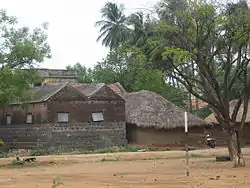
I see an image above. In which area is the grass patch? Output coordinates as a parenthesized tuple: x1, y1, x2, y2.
(0, 159, 78, 169)
(101, 157, 119, 162)
(72, 146, 172, 155)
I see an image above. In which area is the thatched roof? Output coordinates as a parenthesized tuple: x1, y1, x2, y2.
(121, 90, 208, 129)
(205, 99, 250, 123)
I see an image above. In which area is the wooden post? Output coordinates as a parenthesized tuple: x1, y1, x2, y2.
(185, 111, 189, 176)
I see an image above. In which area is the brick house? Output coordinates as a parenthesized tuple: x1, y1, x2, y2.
(0, 82, 127, 150)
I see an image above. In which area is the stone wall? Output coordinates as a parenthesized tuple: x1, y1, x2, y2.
(0, 122, 127, 150)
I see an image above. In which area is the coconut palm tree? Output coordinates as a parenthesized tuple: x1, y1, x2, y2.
(127, 12, 155, 47)
(95, 2, 131, 51)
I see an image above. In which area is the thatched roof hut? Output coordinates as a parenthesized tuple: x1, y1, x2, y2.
(205, 99, 250, 123)
(121, 90, 208, 129)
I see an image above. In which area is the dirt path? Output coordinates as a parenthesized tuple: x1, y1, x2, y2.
(0, 148, 249, 188)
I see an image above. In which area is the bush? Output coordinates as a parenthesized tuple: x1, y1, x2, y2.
(0, 153, 8, 158)
(30, 142, 51, 156)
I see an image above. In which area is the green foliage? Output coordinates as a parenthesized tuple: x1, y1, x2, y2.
(11, 159, 24, 166)
(0, 9, 50, 106)
(0, 153, 8, 158)
(193, 106, 212, 119)
(30, 142, 51, 156)
(95, 2, 131, 50)
(101, 157, 119, 162)
(66, 63, 93, 83)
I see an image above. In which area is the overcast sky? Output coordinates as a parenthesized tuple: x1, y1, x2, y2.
(1, 0, 157, 69)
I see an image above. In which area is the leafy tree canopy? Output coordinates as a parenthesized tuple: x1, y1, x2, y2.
(0, 9, 51, 106)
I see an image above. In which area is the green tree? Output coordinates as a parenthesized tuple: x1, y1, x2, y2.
(92, 45, 187, 106)
(150, 0, 250, 166)
(95, 2, 131, 50)
(0, 9, 51, 106)
(66, 63, 93, 83)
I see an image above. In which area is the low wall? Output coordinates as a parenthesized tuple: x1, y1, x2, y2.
(0, 122, 127, 150)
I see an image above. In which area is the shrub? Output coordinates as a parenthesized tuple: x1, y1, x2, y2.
(30, 141, 51, 156)
(0, 153, 8, 158)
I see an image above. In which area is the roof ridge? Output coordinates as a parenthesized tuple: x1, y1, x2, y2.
(43, 82, 69, 101)
(87, 83, 105, 96)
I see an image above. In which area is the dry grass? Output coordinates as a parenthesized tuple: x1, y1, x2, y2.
(0, 148, 249, 187)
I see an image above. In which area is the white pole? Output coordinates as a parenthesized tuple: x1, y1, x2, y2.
(184, 111, 189, 176)
(185, 111, 188, 133)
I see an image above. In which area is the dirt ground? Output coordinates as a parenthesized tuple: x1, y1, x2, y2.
(0, 148, 250, 188)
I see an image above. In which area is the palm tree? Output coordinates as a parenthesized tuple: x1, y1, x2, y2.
(95, 2, 130, 51)
(127, 12, 155, 48)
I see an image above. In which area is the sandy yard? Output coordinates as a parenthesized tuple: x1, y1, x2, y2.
(0, 148, 249, 188)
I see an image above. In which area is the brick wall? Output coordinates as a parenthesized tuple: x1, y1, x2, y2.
(0, 122, 127, 150)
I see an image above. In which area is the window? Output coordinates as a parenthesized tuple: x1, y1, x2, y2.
(6, 115, 11, 125)
(57, 112, 69, 123)
(26, 114, 32, 124)
(92, 112, 104, 122)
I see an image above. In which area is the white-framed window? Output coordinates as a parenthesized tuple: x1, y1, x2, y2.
(92, 112, 104, 122)
(57, 112, 69, 123)
(6, 115, 12, 125)
(26, 114, 32, 124)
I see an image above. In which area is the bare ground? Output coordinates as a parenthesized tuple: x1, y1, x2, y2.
(0, 148, 250, 188)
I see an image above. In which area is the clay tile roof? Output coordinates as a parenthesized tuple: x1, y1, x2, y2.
(70, 83, 105, 96)
(11, 82, 127, 104)
(107, 82, 127, 95)
(11, 83, 67, 104)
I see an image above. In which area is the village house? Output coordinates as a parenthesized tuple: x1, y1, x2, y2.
(205, 99, 250, 146)
(0, 82, 127, 150)
(121, 90, 209, 148)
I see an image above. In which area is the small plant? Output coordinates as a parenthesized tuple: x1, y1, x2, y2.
(0, 153, 8, 158)
(30, 141, 50, 156)
(11, 159, 24, 166)
(0, 139, 5, 147)
(101, 157, 119, 162)
(52, 176, 63, 188)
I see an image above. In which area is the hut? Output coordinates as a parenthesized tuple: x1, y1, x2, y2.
(122, 90, 209, 148)
(205, 99, 250, 146)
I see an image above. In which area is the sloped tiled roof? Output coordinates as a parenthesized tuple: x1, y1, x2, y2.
(70, 83, 105, 96)
(11, 83, 67, 104)
(107, 82, 127, 95)
(11, 82, 126, 104)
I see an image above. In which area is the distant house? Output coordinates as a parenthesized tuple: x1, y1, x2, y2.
(205, 99, 250, 146)
(121, 90, 209, 148)
(35, 68, 77, 85)
(0, 82, 126, 150)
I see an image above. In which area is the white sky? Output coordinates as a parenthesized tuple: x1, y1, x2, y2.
(1, 0, 157, 69)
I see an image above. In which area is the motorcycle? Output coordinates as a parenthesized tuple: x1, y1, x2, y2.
(204, 134, 216, 148)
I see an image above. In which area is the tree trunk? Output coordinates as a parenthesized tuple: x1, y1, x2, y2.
(228, 130, 245, 167)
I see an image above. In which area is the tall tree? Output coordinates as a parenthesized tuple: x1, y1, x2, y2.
(95, 2, 130, 50)
(92, 45, 187, 106)
(151, 0, 250, 166)
(0, 9, 51, 106)
(66, 63, 93, 83)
